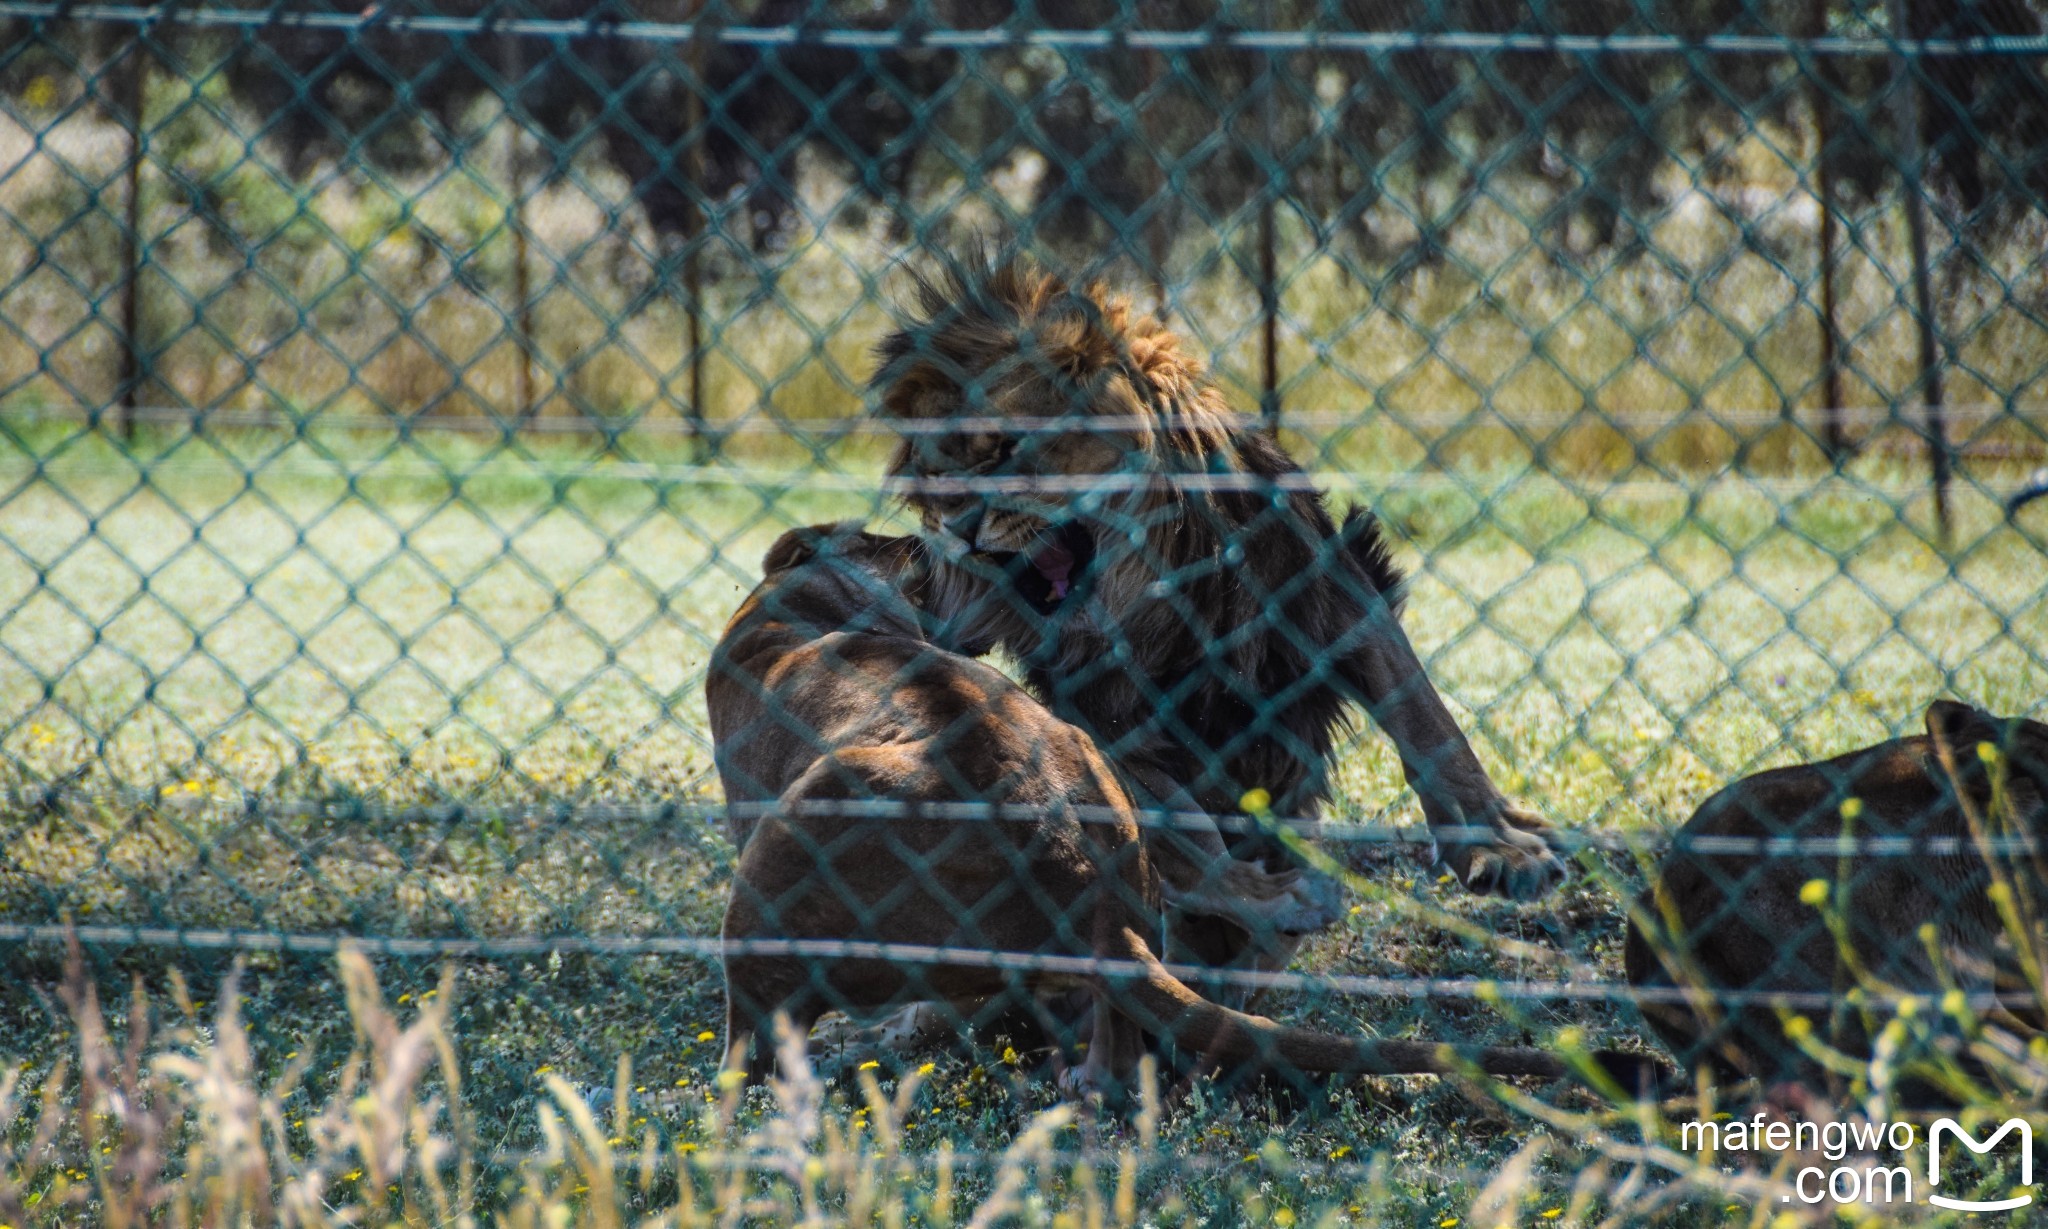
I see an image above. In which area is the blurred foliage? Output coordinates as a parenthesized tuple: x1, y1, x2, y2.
(4, 1, 2046, 262)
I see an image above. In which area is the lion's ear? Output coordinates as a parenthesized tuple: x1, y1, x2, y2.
(767, 521, 874, 574)
(1033, 330, 1109, 392)
(761, 528, 821, 574)
(762, 523, 857, 574)
(1926, 700, 2005, 759)
(1924, 700, 2020, 815)
(1960, 710, 2048, 802)
(878, 360, 961, 420)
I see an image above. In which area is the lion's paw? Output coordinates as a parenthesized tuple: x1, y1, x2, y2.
(1436, 808, 1568, 901)
(1268, 865, 1346, 935)
(1057, 1063, 1112, 1104)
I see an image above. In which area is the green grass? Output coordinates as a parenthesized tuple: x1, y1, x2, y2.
(4, 427, 2042, 838)
(0, 424, 2043, 1224)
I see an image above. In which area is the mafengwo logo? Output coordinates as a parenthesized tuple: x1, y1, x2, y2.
(1927, 1118, 2032, 1212)
(1679, 1113, 2037, 1209)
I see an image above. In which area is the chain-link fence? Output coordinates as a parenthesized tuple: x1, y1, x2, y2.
(2, 0, 2048, 1219)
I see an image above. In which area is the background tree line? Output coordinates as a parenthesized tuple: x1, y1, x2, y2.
(3, 0, 2043, 269)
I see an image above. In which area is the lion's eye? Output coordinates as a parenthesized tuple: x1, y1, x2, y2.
(965, 438, 1018, 476)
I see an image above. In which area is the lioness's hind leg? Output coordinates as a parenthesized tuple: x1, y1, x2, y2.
(1062, 999, 1144, 1102)
(722, 990, 826, 1086)
(721, 944, 827, 1085)
(721, 997, 760, 1083)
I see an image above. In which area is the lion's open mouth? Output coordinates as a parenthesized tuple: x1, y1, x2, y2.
(979, 521, 1096, 615)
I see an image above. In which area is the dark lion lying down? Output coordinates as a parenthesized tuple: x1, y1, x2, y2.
(709, 522, 1665, 1095)
(1627, 701, 2048, 1098)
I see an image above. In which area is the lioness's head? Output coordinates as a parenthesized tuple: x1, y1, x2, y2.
(1923, 700, 2048, 825)
(736, 522, 926, 640)
(871, 258, 1240, 618)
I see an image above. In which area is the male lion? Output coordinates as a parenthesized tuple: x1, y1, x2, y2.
(710, 522, 1662, 1096)
(1626, 701, 2048, 1099)
(871, 258, 1565, 904)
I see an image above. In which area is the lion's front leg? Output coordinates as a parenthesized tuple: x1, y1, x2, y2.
(1341, 605, 1568, 901)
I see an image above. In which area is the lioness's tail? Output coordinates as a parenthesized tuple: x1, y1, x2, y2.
(1105, 926, 1669, 1094)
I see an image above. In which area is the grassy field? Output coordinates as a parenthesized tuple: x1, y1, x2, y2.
(4, 427, 2043, 838)
(0, 942, 1791, 1228)
(7, 88, 2048, 479)
(0, 417, 2044, 1222)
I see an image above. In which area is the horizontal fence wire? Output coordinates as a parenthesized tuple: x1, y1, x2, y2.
(0, 5, 2044, 56)
(16, 403, 2048, 471)
(6, 920, 2039, 1013)
(19, 782, 2048, 858)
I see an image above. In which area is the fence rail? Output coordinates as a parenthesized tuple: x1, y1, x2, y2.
(8, 4, 2048, 57)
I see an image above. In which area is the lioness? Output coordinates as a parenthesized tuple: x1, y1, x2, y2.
(711, 523, 1663, 1095)
(872, 258, 1564, 903)
(1625, 701, 2048, 1095)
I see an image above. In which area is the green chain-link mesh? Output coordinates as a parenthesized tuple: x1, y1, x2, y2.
(0, 0, 2046, 1186)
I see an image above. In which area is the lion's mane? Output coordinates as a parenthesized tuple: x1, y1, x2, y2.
(873, 258, 1406, 822)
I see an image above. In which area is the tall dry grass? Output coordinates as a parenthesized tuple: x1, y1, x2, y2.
(20, 923, 2041, 1226)
(8, 939, 1135, 1227)
(0, 935, 1777, 1226)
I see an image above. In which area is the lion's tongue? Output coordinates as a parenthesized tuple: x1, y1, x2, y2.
(1031, 539, 1075, 599)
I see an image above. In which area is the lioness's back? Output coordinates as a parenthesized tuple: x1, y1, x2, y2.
(714, 524, 1144, 1028)
(1628, 702, 2048, 1092)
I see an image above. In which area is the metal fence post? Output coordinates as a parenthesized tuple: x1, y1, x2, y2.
(113, 18, 149, 439)
(1257, 0, 1279, 432)
(1807, 0, 1848, 462)
(684, 0, 709, 463)
(500, 18, 539, 423)
(1886, 0, 1953, 544)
